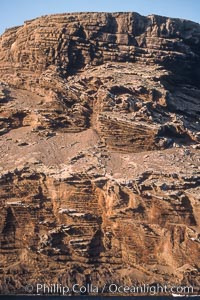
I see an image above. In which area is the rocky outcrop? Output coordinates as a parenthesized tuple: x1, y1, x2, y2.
(0, 12, 199, 150)
(0, 12, 200, 296)
(1, 13, 200, 79)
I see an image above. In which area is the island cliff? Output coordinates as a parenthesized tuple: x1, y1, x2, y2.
(0, 12, 200, 295)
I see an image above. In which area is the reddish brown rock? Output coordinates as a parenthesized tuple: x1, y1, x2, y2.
(0, 12, 200, 296)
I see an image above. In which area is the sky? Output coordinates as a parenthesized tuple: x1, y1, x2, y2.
(0, 0, 200, 35)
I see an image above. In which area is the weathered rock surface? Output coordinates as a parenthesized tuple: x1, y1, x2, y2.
(0, 12, 200, 296)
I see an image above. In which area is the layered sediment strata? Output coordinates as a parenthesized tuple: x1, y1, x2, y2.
(0, 12, 200, 295)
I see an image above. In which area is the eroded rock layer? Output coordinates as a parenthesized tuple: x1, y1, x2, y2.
(0, 12, 200, 295)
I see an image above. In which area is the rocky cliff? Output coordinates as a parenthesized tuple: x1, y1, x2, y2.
(0, 12, 200, 296)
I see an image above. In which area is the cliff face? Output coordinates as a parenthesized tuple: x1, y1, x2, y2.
(0, 12, 200, 295)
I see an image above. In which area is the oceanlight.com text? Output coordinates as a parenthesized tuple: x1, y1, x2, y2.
(24, 282, 194, 296)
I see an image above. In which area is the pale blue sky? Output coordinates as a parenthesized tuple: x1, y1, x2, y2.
(0, 0, 199, 35)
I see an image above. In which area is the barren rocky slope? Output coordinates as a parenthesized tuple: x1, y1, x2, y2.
(0, 12, 200, 295)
